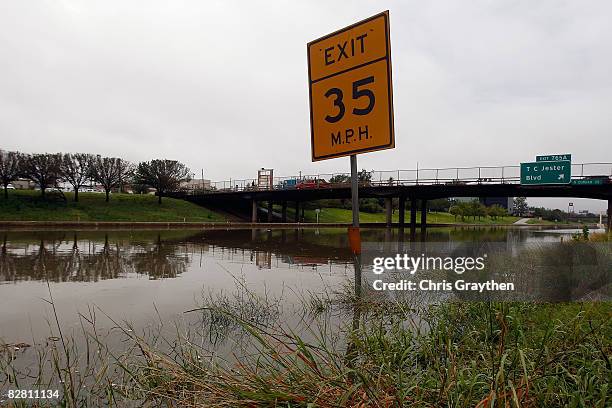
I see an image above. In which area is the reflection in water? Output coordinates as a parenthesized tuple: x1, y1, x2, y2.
(0, 227, 568, 284)
(0, 232, 190, 282)
(130, 234, 189, 279)
(347, 253, 362, 363)
(0, 229, 353, 283)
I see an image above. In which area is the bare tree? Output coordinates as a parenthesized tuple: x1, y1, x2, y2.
(59, 153, 93, 202)
(133, 159, 191, 204)
(90, 156, 132, 202)
(0, 150, 23, 199)
(22, 153, 61, 197)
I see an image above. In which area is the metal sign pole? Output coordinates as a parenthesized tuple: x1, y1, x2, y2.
(350, 155, 359, 228)
(348, 155, 361, 255)
(349, 154, 362, 303)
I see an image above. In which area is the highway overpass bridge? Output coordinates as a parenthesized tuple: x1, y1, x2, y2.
(169, 162, 612, 231)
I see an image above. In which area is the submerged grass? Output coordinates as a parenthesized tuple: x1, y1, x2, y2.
(131, 302, 610, 407)
(1, 280, 610, 407)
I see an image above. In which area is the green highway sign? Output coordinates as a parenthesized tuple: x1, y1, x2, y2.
(571, 178, 605, 185)
(536, 154, 571, 162)
(520, 160, 571, 185)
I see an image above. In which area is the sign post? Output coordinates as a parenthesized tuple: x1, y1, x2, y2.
(350, 155, 359, 227)
(307, 11, 394, 253)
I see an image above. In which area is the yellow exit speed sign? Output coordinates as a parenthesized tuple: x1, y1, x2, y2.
(308, 11, 394, 162)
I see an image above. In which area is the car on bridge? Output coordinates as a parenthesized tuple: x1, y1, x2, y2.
(277, 179, 299, 189)
(296, 179, 331, 189)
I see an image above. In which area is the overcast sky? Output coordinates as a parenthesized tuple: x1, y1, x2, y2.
(0, 1, 610, 212)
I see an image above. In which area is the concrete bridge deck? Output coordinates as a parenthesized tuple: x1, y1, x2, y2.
(169, 162, 612, 232)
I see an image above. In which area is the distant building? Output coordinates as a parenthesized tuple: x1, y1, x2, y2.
(11, 178, 35, 190)
(180, 179, 211, 190)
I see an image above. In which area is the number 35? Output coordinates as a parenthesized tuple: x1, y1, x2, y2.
(324, 76, 375, 123)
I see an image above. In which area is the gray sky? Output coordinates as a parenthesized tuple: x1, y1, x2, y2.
(0, 1, 610, 212)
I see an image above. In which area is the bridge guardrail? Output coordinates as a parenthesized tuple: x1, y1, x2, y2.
(183, 163, 612, 194)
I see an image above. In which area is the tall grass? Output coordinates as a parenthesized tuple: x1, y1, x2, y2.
(1, 282, 610, 407)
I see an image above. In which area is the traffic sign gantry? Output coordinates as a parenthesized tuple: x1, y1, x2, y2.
(520, 160, 571, 185)
(307, 11, 394, 161)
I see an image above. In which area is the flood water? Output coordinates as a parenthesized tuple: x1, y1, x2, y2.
(0, 226, 595, 343)
(0, 226, 605, 397)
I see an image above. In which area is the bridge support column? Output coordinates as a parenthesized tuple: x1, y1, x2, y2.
(398, 196, 406, 228)
(295, 201, 300, 223)
(608, 199, 612, 233)
(281, 201, 287, 223)
(420, 199, 427, 238)
(410, 198, 417, 240)
(267, 201, 273, 223)
(385, 198, 393, 227)
(251, 200, 257, 223)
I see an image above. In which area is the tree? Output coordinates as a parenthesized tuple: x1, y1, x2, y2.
(358, 198, 383, 213)
(358, 169, 372, 183)
(428, 198, 451, 212)
(531, 206, 568, 222)
(455, 201, 473, 221)
(464, 200, 484, 221)
(22, 153, 61, 197)
(329, 174, 350, 184)
(449, 205, 462, 221)
(329, 170, 371, 185)
(90, 156, 133, 202)
(133, 159, 191, 204)
(473, 201, 487, 220)
(59, 153, 93, 202)
(131, 182, 150, 194)
(513, 197, 528, 217)
(0, 151, 23, 199)
(487, 204, 508, 220)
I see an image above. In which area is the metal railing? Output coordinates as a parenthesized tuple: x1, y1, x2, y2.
(183, 163, 612, 194)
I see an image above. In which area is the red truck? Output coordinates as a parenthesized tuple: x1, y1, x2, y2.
(295, 179, 331, 189)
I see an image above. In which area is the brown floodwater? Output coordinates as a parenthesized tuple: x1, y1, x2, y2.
(0, 226, 590, 399)
(0, 227, 576, 343)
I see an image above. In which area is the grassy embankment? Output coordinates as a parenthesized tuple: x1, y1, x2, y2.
(526, 218, 596, 225)
(0, 190, 596, 226)
(0, 190, 225, 222)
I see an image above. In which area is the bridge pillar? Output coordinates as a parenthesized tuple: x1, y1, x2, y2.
(398, 196, 406, 228)
(251, 200, 257, 223)
(608, 199, 612, 232)
(385, 198, 393, 227)
(410, 198, 417, 240)
(295, 201, 300, 223)
(420, 199, 427, 237)
(281, 201, 287, 223)
(267, 201, 273, 223)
